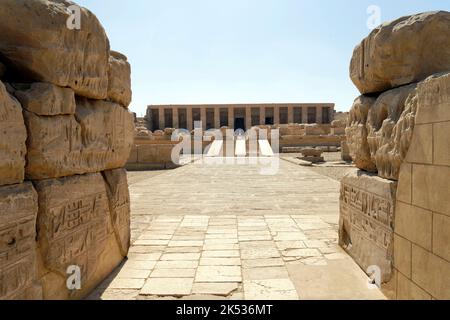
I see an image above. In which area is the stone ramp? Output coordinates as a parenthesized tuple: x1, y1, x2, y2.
(88, 160, 386, 300)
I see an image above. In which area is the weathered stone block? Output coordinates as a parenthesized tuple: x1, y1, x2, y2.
(432, 213, 450, 262)
(14, 83, 76, 116)
(102, 168, 131, 257)
(395, 202, 432, 250)
(34, 173, 124, 299)
(0, 81, 27, 186)
(339, 170, 397, 283)
(393, 235, 411, 278)
(107, 51, 132, 107)
(415, 72, 450, 124)
(346, 95, 377, 172)
(0, 0, 110, 99)
(0, 183, 41, 300)
(350, 11, 450, 94)
(396, 163, 412, 203)
(404, 124, 433, 164)
(24, 99, 134, 180)
(412, 245, 450, 300)
(412, 164, 450, 216)
(367, 84, 418, 180)
(433, 121, 450, 166)
(397, 272, 432, 300)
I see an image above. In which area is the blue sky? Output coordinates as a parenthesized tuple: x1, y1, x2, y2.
(77, 0, 450, 116)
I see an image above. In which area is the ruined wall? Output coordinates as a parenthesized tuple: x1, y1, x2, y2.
(0, 0, 134, 300)
(341, 11, 450, 299)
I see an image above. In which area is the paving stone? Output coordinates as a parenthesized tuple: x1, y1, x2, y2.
(205, 239, 238, 244)
(243, 279, 299, 300)
(140, 278, 194, 296)
(109, 278, 146, 290)
(241, 248, 281, 259)
(150, 269, 197, 278)
(134, 239, 170, 246)
(282, 248, 322, 258)
(202, 250, 240, 258)
(138, 234, 173, 240)
(242, 258, 285, 268)
(203, 244, 240, 251)
(242, 267, 290, 280)
(239, 235, 272, 241)
(200, 258, 242, 266)
(165, 247, 202, 253)
(275, 241, 306, 251)
(304, 240, 328, 248)
(155, 260, 199, 269)
(160, 253, 201, 261)
(168, 240, 204, 247)
(196, 266, 242, 283)
(117, 268, 152, 279)
(127, 253, 162, 261)
(128, 246, 165, 254)
(122, 260, 157, 270)
(192, 283, 239, 296)
(273, 232, 307, 241)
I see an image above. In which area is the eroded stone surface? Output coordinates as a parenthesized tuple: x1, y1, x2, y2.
(0, 81, 27, 186)
(339, 169, 397, 283)
(35, 173, 124, 299)
(0, 0, 110, 99)
(108, 51, 132, 107)
(24, 99, 134, 180)
(0, 183, 40, 300)
(350, 11, 450, 94)
(14, 83, 76, 116)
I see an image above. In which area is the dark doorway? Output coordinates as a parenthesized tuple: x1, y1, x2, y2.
(265, 117, 274, 125)
(234, 118, 245, 131)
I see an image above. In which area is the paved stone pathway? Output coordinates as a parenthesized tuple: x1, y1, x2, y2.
(89, 159, 386, 300)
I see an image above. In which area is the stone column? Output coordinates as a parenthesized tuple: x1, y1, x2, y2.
(214, 107, 220, 129)
(288, 106, 294, 124)
(158, 107, 165, 130)
(201, 107, 207, 130)
(246, 106, 252, 130)
(172, 107, 179, 129)
(302, 107, 308, 124)
(274, 106, 280, 125)
(260, 106, 266, 125)
(228, 107, 234, 129)
(187, 107, 193, 131)
(317, 106, 323, 124)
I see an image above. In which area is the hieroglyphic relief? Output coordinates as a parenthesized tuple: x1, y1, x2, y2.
(340, 182, 395, 252)
(102, 169, 131, 256)
(35, 174, 112, 287)
(0, 183, 40, 299)
(339, 171, 397, 282)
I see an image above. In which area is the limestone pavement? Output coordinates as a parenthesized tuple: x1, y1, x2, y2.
(89, 159, 386, 300)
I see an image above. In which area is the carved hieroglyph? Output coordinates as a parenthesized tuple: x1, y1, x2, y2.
(35, 173, 123, 299)
(339, 170, 397, 283)
(24, 98, 134, 180)
(350, 11, 450, 94)
(0, 81, 27, 186)
(0, 183, 41, 300)
(0, 0, 110, 99)
(107, 51, 132, 107)
(102, 169, 131, 257)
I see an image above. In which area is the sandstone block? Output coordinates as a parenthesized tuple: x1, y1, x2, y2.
(0, 81, 27, 186)
(339, 170, 397, 282)
(102, 169, 131, 257)
(350, 11, 450, 94)
(415, 72, 450, 124)
(34, 173, 124, 299)
(0, 182, 40, 300)
(0, 0, 110, 99)
(397, 272, 432, 300)
(107, 51, 132, 107)
(24, 99, 134, 180)
(367, 84, 418, 180)
(14, 83, 76, 116)
(345, 95, 377, 171)
(432, 213, 450, 262)
(395, 202, 432, 250)
(393, 235, 412, 278)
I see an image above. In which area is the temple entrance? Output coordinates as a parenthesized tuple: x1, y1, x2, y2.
(234, 117, 245, 131)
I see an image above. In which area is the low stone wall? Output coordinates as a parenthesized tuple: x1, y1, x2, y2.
(127, 141, 180, 170)
(0, 0, 134, 300)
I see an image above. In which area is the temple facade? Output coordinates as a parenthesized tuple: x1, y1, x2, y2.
(146, 103, 335, 131)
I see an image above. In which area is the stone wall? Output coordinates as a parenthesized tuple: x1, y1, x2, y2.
(341, 11, 450, 300)
(0, 0, 134, 300)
